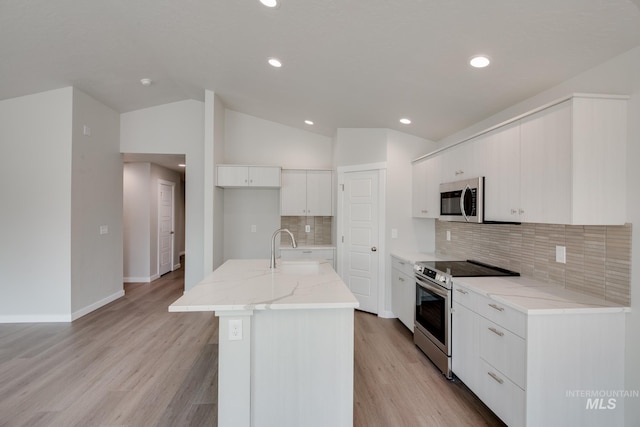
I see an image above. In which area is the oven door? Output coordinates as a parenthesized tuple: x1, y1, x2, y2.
(415, 277, 450, 355)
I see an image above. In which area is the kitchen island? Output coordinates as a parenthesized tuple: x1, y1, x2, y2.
(169, 259, 359, 427)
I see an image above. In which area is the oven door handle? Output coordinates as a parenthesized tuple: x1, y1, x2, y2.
(416, 277, 449, 299)
(460, 184, 471, 222)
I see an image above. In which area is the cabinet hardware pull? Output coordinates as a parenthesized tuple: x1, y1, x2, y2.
(488, 327, 504, 337)
(399, 261, 405, 265)
(488, 303, 505, 312)
(455, 288, 468, 295)
(488, 371, 504, 384)
(302, 251, 312, 254)
(511, 209, 517, 214)
(519, 209, 525, 214)
(399, 277, 405, 282)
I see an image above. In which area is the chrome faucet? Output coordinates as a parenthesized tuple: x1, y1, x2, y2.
(270, 228, 297, 269)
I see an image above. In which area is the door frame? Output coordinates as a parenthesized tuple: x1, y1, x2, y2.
(158, 179, 176, 276)
(336, 162, 388, 317)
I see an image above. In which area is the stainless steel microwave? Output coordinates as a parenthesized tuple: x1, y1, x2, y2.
(439, 177, 484, 223)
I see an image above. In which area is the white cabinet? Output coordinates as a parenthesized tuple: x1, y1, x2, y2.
(391, 256, 415, 332)
(478, 122, 521, 222)
(412, 156, 440, 218)
(216, 165, 281, 188)
(439, 142, 480, 184)
(281, 169, 332, 216)
(452, 282, 626, 427)
(480, 95, 627, 225)
(280, 247, 335, 269)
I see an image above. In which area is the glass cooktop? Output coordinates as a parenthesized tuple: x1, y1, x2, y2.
(415, 260, 520, 277)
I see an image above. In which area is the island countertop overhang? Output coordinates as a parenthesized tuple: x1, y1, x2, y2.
(169, 259, 359, 312)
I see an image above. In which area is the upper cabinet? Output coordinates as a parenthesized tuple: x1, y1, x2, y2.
(216, 165, 282, 188)
(412, 155, 440, 218)
(281, 169, 333, 216)
(483, 95, 627, 225)
(414, 94, 628, 226)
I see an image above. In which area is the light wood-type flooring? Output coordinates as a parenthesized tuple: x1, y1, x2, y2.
(0, 266, 505, 427)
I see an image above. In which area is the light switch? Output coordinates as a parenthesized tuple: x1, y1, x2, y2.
(251, 225, 257, 233)
(305, 225, 311, 233)
(83, 125, 91, 136)
(99, 225, 108, 235)
(391, 228, 398, 239)
(556, 245, 566, 264)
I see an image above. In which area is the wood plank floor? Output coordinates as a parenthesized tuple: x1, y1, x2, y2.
(0, 266, 505, 427)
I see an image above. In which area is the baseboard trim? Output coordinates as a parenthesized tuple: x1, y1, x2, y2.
(377, 310, 396, 319)
(123, 274, 159, 283)
(71, 290, 125, 321)
(173, 263, 181, 270)
(0, 314, 73, 323)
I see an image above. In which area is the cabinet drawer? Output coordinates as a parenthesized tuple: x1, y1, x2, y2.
(477, 295, 526, 338)
(479, 359, 525, 427)
(452, 283, 476, 310)
(391, 256, 414, 276)
(479, 316, 526, 389)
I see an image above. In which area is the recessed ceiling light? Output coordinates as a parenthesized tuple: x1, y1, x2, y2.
(469, 55, 491, 68)
(260, 0, 279, 7)
(304, 120, 314, 125)
(140, 78, 152, 86)
(178, 163, 186, 168)
(268, 58, 282, 68)
(399, 118, 411, 125)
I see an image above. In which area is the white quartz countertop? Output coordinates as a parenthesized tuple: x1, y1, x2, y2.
(454, 276, 630, 315)
(390, 251, 454, 264)
(169, 259, 359, 313)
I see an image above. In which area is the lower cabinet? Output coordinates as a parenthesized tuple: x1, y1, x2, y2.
(280, 247, 335, 269)
(452, 282, 626, 427)
(391, 256, 415, 332)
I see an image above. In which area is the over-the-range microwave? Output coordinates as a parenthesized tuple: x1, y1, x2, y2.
(439, 177, 484, 223)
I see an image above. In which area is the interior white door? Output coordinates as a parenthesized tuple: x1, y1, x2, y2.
(159, 182, 174, 276)
(341, 170, 379, 314)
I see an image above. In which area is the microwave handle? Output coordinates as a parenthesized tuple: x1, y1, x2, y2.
(460, 185, 471, 222)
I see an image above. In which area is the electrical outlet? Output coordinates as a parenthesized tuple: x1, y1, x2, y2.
(556, 245, 566, 264)
(251, 224, 257, 233)
(446, 230, 451, 241)
(229, 319, 242, 341)
(391, 228, 398, 239)
(305, 225, 311, 233)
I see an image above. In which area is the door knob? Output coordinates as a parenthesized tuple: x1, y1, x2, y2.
(371, 246, 377, 252)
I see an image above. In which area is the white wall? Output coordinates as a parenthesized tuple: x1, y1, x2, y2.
(120, 99, 205, 290)
(123, 163, 151, 280)
(333, 128, 388, 167)
(0, 88, 73, 321)
(70, 88, 124, 317)
(225, 110, 333, 169)
(221, 110, 333, 260)
(213, 94, 226, 270)
(433, 46, 640, 426)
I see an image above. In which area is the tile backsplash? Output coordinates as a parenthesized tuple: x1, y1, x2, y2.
(281, 216, 333, 246)
(435, 221, 632, 305)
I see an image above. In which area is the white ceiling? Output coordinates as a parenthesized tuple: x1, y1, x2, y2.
(1, 0, 640, 142)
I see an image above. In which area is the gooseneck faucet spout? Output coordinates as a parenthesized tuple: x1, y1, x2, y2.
(270, 228, 297, 269)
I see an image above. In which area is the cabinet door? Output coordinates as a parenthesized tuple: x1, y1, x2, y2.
(281, 170, 307, 215)
(412, 158, 429, 217)
(413, 156, 440, 218)
(306, 170, 332, 216)
(519, 101, 572, 224)
(391, 268, 414, 331)
(480, 123, 521, 222)
(249, 166, 281, 187)
(217, 166, 249, 187)
(452, 301, 479, 391)
(440, 143, 477, 183)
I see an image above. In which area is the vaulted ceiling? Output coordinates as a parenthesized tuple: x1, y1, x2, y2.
(1, 0, 639, 141)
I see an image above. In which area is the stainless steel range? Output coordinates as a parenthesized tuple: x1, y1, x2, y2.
(413, 260, 519, 379)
